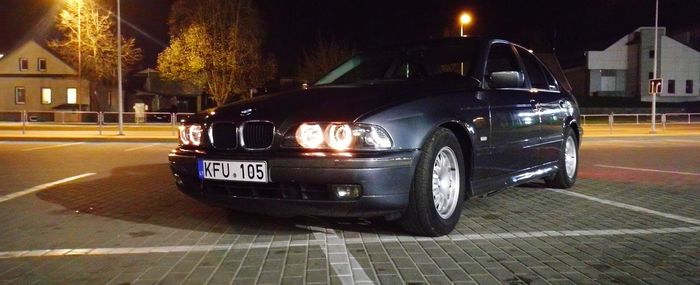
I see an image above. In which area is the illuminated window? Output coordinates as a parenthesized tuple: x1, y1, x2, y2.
(41, 88, 52, 104)
(19, 58, 28, 71)
(15, 87, 26, 105)
(67, 88, 77, 104)
(38, 58, 47, 72)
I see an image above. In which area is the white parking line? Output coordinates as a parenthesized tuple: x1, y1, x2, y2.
(595, 164, 700, 177)
(0, 173, 96, 204)
(124, 143, 160, 152)
(21, 142, 84, 152)
(0, 226, 697, 259)
(544, 188, 700, 226)
(303, 225, 373, 284)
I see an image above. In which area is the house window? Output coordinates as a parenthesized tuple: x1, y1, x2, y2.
(649, 50, 655, 58)
(648, 72, 654, 80)
(687, 80, 694, 94)
(67, 88, 77, 104)
(667, 80, 675, 94)
(41, 88, 52, 104)
(19, 58, 28, 71)
(38, 58, 47, 72)
(15, 87, 26, 105)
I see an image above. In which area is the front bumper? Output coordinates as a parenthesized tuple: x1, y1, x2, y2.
(168, 148, 420, 218)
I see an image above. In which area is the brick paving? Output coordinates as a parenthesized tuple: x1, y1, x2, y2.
(0, 139, 698, 284)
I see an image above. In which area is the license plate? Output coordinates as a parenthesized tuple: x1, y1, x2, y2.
(198, 160, 268, 183)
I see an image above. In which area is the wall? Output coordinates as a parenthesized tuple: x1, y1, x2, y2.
(0, 77, 90, 110)
(588, 37, 628, 70)
(0, 41, 77, 76)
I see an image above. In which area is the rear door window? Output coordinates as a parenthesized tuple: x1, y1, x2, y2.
(516, 47, 549, 90)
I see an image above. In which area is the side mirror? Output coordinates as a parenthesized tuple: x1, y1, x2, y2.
(488, 71, 524, 89)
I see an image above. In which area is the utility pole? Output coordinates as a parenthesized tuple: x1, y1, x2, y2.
(77, 0, 82, 111)
(117, 0, 124, 135)
(651, 0, 659, 133)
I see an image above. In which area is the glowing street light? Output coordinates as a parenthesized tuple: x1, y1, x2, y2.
(458, 12, 473, 75)
(459, 12, 472, 37)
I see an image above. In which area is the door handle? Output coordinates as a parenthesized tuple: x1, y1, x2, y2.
(530, 100, 540, 112)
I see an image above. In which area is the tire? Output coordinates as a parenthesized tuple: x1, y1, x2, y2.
(545, 127, 579, 189)
(399, 128, 466, 236)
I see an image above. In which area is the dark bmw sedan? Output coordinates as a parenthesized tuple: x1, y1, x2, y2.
(169, 38, 581, 236)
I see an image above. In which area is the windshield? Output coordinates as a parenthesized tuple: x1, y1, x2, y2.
(315, 41, 478, 86)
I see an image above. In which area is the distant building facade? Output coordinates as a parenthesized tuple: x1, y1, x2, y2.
(129, 68, 204, 113)
(566, 27, 700, 103)
(0, 40, 92, 111)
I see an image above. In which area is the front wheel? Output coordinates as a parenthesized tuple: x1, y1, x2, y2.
(545, 128, 578, 189)
(399, 128, 466, 236)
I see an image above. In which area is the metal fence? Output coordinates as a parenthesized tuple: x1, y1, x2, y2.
(2, 110, 700, 135)
(581, 113, 700, 127)
(0, 110, 195, 135)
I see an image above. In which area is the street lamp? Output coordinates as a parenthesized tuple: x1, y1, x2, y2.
(459, 12, 472, 37)
(66, 0, 82, 110)
(458, 12, 473, 75)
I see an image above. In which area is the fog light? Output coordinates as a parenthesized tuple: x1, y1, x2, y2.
(173, 173, 184, 187)
(332, 184, 362, 200)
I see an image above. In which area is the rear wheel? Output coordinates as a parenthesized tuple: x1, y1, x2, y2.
(399, 128, 466, 236)
(545, 128, 578, 189)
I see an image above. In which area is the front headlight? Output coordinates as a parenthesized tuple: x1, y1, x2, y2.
(285, 122, 393, 150)
(358, 125, 393, 148)
(179, 123, 203, 146)
(295, 123, 324, 148)
(327, 124, 353, 150)
(188, 124, 203, 146)
(178, 125, 190, 145)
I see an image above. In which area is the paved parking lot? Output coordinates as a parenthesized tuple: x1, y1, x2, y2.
(0, 137, 698, 284)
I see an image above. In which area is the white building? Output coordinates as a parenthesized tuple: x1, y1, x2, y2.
(566, 27, 700, 103)
(0, 40, 93, 111)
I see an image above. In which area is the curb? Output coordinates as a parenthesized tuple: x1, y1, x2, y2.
(0, 136, 177, 143)
(583, 133, 700, 138)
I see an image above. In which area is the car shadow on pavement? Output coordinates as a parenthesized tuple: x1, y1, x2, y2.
(35, 163, 403, 236)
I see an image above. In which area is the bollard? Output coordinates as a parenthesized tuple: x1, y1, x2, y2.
(171, 113, 176, 136)
(21, 110, 26, 135)
(636, 114, 639, 125)
(608, 114, 614, 134)
(98, 112, 103, 135)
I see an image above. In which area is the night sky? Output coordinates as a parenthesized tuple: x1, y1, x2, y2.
(1, 0, 699, 76)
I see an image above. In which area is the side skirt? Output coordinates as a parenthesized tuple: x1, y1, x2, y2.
(470, 162, 559, 197)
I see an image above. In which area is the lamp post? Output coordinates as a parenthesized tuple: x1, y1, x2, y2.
(459, 12, 472, 75)
(651, 0, 659, 133)
(66, 0, 82, 110)
(459, 12, 472, 37)
(117, 0, 124, 135)
(77, 0, 82, 111)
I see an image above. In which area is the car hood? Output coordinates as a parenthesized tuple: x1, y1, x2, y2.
(209, 83, 431, 125)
